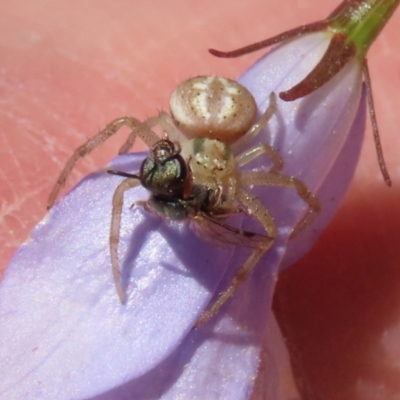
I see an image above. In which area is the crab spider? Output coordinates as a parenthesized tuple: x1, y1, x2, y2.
(48, 75, 321, 326)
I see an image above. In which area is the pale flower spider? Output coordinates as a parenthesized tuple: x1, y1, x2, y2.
(48, 75, 321, 325)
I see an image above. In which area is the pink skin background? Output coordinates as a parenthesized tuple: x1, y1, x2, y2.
(1, 0, 400, 399)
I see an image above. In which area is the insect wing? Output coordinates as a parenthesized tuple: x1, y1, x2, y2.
(193, 213, 272, 249)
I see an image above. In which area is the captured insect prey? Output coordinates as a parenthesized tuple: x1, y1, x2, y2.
(48, 75, 321, 325)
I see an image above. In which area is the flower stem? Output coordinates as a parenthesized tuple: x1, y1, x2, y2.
(329, 0, 400, 55)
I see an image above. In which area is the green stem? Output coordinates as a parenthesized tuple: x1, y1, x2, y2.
(329, 0, 400, 55)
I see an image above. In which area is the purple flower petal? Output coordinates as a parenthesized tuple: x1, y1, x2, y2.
(238, 31, 365, 267)
(0, 155, 236, 398)
(0, 31, 366, 399)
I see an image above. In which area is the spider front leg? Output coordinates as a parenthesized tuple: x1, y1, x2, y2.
(110, 176, 141, 303)
(240, 170, 322, 237)
(195, 187, 276, 327)
(119, 111, 182, 154)
(47, 116, 159, 209)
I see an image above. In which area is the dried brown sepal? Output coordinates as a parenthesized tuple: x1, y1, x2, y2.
(362, 58, 392, 186)
(279, 32, 357, 101)
(208, 20, 330, 58)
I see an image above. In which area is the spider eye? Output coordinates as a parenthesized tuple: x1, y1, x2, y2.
(170, 75, 257, 145)
(140, 139, 188, 197)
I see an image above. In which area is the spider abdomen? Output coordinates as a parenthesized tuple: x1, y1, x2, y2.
(170, 76, 257, 145)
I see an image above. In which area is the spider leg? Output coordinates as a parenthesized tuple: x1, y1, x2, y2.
(235, 142, 284, 171)
(195, 247, 266, 327)
(231, 92, 277, 152)
(232, 93, 283, 171)
(47, 116, 158, 209)
(240, 170, 321, 237)
(195, 187, 275, 326)
(110, 177, 141, 303)
(148, 111, 183, 140)
(119, 111, 183, 154)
